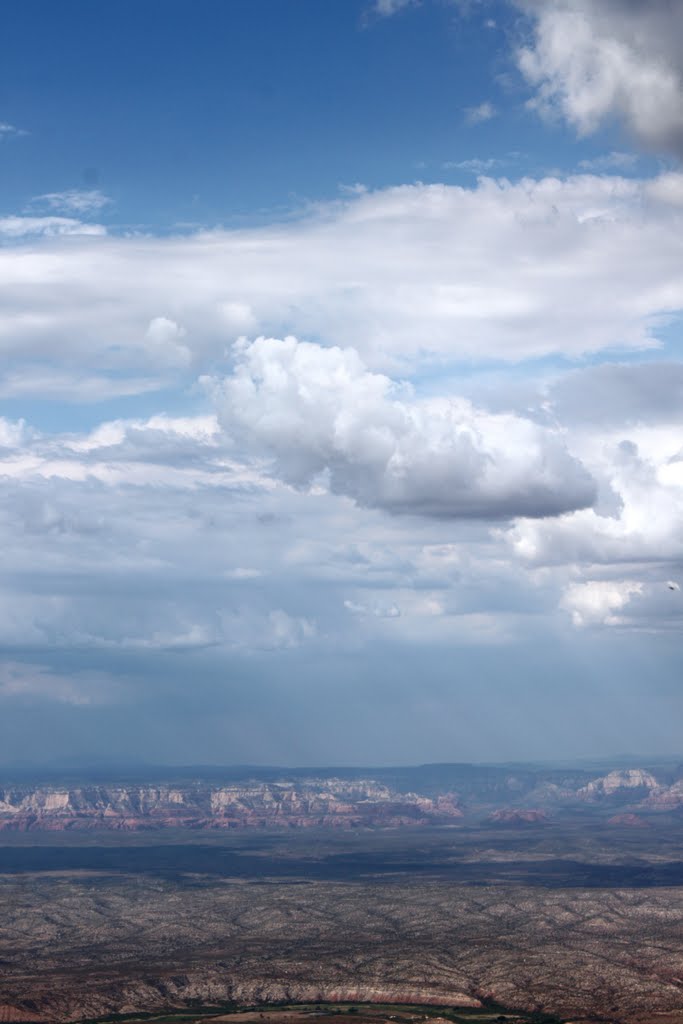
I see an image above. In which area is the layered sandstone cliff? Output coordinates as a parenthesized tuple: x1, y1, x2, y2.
(0, 780, 464, 831)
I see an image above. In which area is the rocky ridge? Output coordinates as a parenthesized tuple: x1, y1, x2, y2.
(487, 808, 548, 824)
(0, 780, 464, 831)
(576, 768, 660, 799)
(1, 764, 683, 831)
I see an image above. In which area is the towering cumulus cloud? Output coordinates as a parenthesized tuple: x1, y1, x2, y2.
(207, 336, 595, 520)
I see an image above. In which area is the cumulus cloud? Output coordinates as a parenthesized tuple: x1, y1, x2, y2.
(561, 579, 643, 627)
(506, 441, 683, 567)
(0, 170, 680, 641)
(265, 609, 316, 649)
(517, 0, 683, 154)
(206, 335, 596, 520)
(560, 576, 683, 632)
(0, 416, 27, 449)
(0, 383, 676, 674)
(496, 361, 683, 632)
(144, 316, 191, 367)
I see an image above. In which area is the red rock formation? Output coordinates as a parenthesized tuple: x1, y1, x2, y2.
(0, 781, 464, 832)
(642, 779, 683, 810)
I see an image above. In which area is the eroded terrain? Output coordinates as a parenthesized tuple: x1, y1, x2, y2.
(1, 822, 683, 1024)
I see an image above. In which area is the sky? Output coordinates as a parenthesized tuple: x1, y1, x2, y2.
(1, 0, 683, 768)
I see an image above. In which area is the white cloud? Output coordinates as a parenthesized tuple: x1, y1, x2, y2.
(122, 608, 317, 653)
(0, 122, 27, 139)
(266, 609, 316, 649)
(30, 189, 112, 215)
(444, 157, 502, 173)
(68, 412, 221, 453)
(0, 368, 164, 402)
(0, 416, 27, 449)
(0, 162, 681, 646)
(206, 335, 595, 520)
(225, 567, 264, 580)
(516, 0, 683, 153)
(4, 173, 683, 399)
(0, 412, 260, 492)
(578, 151, 637, 172)
(547, 362, 683, 428)
(646, 171, 683, 207)
(504, 429, 683, 569)
(371, 0, 417, 16)
(558, 575, 683, 632)
(0, 374, 679, 665)
(0, 215, 106, 238)
(144, 316, 191, 367)
(344, 599, 401, 618)
(495, 362, 683, 632)
(561, 579, 643, 627)
(464, 101, 497, 124)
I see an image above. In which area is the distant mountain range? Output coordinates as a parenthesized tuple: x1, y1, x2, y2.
(1, 763, 682, 830)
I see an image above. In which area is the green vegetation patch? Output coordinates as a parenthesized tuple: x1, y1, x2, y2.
(80, 1001, 557, 1024)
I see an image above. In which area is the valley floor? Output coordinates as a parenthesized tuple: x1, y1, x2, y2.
(1, 825, 683, 1024)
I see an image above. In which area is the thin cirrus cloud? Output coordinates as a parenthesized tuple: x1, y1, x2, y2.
(0, 368, 165, 402)
(30, 189, 112, 215)
(444, 157, 504, 172)
(578, 151, 638, 172)
(464, 101, 497, 123)
(0, 215, 106, 238)
(0, 122, 27, 139)
(370, 0, 417, 16)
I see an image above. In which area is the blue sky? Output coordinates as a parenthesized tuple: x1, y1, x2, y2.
(1, 0, 683, 767)
(0, 0, 653, 229)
